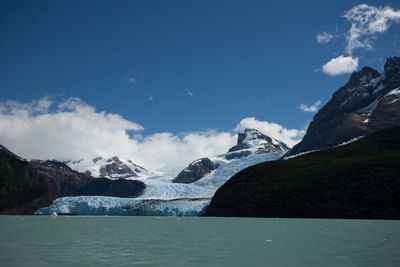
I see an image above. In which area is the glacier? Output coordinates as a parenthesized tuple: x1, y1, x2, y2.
(36, 196, 210, 216)
(37, 149, 286, 216)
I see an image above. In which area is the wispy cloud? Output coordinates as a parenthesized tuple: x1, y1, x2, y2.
(322, 55, 358, 76)
(184, 88, 193, 97)
(298, 100, 322, 113)
(316, 32, 335, 44)
(343, 4, 400, 54)
(318, 4, 400, 76)
(128, 77, 138, 84)
(146, 96, 154, 101)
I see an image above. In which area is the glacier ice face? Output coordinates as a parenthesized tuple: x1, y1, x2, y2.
(36, 196, 211, 216)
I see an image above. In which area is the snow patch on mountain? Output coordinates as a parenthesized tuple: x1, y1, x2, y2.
(66, 156, 156, 179)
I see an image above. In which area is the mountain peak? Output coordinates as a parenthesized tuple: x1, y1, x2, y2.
(346, 66, 380, 88)
(226, 129, 289, 159)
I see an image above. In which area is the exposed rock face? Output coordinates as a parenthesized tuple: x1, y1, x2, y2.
(226, 128, 289, 160)
(173, 158, 219, 184)
(285, 57, 400, 157)
(99, 157, 139, 178)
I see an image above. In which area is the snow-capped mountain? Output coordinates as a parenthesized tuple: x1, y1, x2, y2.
(225, 128, 289, 160)
(285, 57, 400, 157)
(173, 128, 289, 186)
(66, 156, 152, 179)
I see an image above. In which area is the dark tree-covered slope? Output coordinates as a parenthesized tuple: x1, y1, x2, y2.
(205, 126, 400, 219)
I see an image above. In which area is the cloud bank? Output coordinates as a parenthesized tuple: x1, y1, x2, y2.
(0, 98, 304, 172)
(322, 55, 358, 76)
(299, 100, 322, 113)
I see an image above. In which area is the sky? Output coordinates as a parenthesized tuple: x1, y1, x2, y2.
(1, 0, 399, 171)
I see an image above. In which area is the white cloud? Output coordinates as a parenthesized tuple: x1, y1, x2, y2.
(343, 4, 400, 54)
(0, 97, 235, 172)
(316, 32, 334, 44)
(299, 100, 322, 113)
(234, 117, 305, 148)
(0, 98, 306, 173)
(322, 55, 358, 76)
(184, 88, 193, 97)
(147, 96, 154, 101)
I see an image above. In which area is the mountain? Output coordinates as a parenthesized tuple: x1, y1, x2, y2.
(0, 145, 53, 214)
(31, 160, 146, 199)
(285, 57, 400, 157)
(0, 145, 146, 214)
(205, 126, 400, 219)
(65, 156, 151, 179)
(173, 158, 219, 184)
(173, 128, 289, 184)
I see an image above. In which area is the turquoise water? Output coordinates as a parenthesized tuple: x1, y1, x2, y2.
(0, 216, 399, 266)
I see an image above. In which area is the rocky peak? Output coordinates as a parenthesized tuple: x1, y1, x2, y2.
(226, 128, 289, 160)
(346, 66, 380, 89)
(173, 158, 219, 184)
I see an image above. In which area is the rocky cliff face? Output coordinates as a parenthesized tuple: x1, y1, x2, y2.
(172, 158, 219, 184)
(285, 57, 400, 157)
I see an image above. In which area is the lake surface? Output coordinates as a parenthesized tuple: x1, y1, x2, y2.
(0, 216, 399, 267)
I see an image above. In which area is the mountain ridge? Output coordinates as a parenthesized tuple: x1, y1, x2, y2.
(285, 57, 400, 157)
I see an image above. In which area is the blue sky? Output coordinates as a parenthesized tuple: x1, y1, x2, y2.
(0, 1, 399, 170)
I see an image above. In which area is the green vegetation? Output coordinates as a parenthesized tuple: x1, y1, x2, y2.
(205, 126, 400, 219)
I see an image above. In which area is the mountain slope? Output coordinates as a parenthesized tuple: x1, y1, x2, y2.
(0, 145, 53, 214)
(205, 126, 400, 219)
(285, 57, 400, 157)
